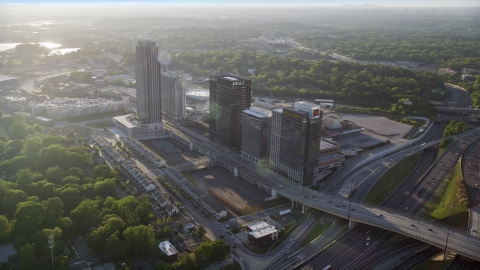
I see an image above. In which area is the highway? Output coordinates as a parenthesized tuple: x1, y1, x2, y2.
(462, 138, 480, 237)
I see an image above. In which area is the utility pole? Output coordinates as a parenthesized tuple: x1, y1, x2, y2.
(443, 205, 455, 262)
(347, 180, 354, 229)
(48, 232, 54, 270)
(233, 216, 237, 270)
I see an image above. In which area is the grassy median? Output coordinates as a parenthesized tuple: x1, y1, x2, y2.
(364, 153, 422, 205)
(421, 161, 468, 227)
(436, 138, 455, 161)
(299, 221, 333, 248)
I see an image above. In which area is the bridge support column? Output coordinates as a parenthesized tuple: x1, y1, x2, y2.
(292, 201, 294, 209)
(169, 130, 173, 138)
(233, 167, 238, 177)
(302, 204, 305, 214)
(189, 141, 193, 151)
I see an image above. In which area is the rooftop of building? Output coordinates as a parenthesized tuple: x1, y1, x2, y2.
(318, 153, 344, 163)
(113, 114, 138, 128)
(248, 223, 278, 239)
(320, 139, 338, 149)
(243, 106, 272, 118)
(247, 221, 272, 231)
(158, 241, 179, 256)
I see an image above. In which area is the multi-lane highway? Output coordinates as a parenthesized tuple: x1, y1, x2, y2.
(462, 138, 480, 237)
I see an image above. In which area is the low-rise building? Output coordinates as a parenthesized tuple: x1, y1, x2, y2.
(113, 114, 164, 140)
(98, 86, 136, 102)
(246, 221, 278, 246)
(32, 97, 124, 120)
(123, 136, 166, 167)
(438, 68, 457, 76)
(0, 96, 27, 112)
(319, 140, 340, 157)
(158, 241, 179, 260)
(461, 74, 473, 82)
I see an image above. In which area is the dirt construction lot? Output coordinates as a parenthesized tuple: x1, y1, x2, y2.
(146, 137, 200, 164)
(189, 167, 269, 215)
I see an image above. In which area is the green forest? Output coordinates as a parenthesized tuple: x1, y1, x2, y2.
(295, 33, 480, 66)
(170, 50, 447, 116)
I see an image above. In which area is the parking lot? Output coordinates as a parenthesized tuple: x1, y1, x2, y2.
(189, 167, 270, 216)
(147, 137, 201, 164)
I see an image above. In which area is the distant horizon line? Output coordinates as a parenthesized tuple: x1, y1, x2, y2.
(1, 3, 480, 7)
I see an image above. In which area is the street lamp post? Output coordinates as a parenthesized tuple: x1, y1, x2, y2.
(233, 216, 237, 270)
(443, 205, 455, 262)
(48, 233, 54, 270)
(442, 179, 450, 207)
(346, 180, 354, 229)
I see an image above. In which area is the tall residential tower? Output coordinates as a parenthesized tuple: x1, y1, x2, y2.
(136, 40, 162, 123)
(161, 72, 186, 120)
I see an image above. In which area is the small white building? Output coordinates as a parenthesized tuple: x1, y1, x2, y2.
(158, 241, 179, 260)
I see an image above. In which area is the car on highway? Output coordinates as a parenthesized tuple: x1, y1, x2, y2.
(366, 237, 370, 241)
(365, 242, 369, 246)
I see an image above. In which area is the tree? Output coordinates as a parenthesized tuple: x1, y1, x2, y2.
(16, 168, 42, 187)
(105, 233, 125, 261)
(0, 215, 10, 243)
(153, 260, 172, 270)
(58, 187, 82, 212)
(43, 197, 64, 227)
(55, 217, 73, 237)
(45, 166, 64, 184)
(94, 178, 115, 197)
(163, 226, 171, 236)
(1, 189, 28, 217)
(94, 164, 117, 180)
(9, 122, 28, 140)
(38, 144, 67, 170)
(15, 243, 35, 269)
(13, 201, 45, 236)
(70, 199, 100, 231)
(67, 167, 84, 180)
(123, 225, 156, 257)
(194, 225, 207, 239)
(61, 175, 81, 185)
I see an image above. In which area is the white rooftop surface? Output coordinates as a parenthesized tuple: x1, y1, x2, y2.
(247, 221, 271, 231)
(113, 115, 136, 128)
(223, 76, 238, 81)
(248, 225, 278, 239)
(320, 139, 337, 149)
(107, 127, 127, 138)
(186, 90, 209, 97)
(243, 107, 272, 118)
(158, 241, 179, 256)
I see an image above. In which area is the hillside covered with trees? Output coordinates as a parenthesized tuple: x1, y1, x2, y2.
(171, 50, 446, 116)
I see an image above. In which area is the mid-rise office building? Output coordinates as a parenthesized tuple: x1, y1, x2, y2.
(161, 72, 186, 120)
(208, 75, 251, 149)
(136, 40, 162, 124)
(241, 107, 272, 163)
(270, 101, 322, 185)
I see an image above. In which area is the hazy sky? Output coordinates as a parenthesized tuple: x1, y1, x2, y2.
(1, 0, 479, 7)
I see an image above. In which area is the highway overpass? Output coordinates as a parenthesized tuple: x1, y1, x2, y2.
(276, 185, 480, 261)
